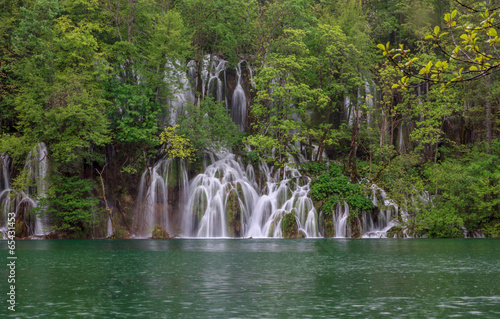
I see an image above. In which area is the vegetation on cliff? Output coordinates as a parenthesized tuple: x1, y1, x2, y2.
(0, 0, 498, 238)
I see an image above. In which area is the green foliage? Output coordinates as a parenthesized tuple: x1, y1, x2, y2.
(160, 125, 197, 161)
(107, 81, 161, 146)
(422, 142, 500, 233)
(281, 210, 303, 239)
(36, 176, 99, 237)
(310, 163, 374, 213)
(177, 97, 241, 153)
(241, 149, 260, 166)
(300, 161, 328, 177)
(381, 6, 500, 88)
(415, 208, 465, 238)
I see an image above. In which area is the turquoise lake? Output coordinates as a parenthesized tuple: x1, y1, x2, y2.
(1, 239, 499, 318)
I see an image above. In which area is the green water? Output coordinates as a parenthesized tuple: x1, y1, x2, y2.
(1, 239, 499, 318)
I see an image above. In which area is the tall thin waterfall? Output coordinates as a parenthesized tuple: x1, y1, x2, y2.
(166, 60, 196, 125)
(0, 154, 13, 237)
(231, 61, 247, 131)
(334, 202, 351, 238)
(182, 153, 319, 238)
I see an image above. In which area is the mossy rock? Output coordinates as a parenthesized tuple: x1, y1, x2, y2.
(226, 190, 242, 237)
(167, 159, 180, 191)
(113, 228, 131, 239)
(15, 219, 28, 238)
(322, 213, 334, 238)
(281, 210, 300, 239)
(297, 176, 309, 187)
(348, 211, 361, 238)
(152, 225, 170, 239)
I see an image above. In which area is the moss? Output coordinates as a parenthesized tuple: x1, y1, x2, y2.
(281, 210, 300, 239)
(323, 218, 334, 237)
(235, 182, 248, 208)
(113, 228, 131, 239)
(226, 190, 241, 237)
(167, 159, 179, 191)
(15, 219, 28, 238)
(152, 225, 170, 239)
(192, 191, 208, 223)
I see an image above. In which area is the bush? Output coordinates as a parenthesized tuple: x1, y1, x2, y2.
(310, 163, 374, 212)
(36, 176, 100, 237)
(415, 208, 465, 238)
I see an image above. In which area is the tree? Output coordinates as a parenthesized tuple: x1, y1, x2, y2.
(177, 97, 241, 154)
(247, 28, 329, 169)
(379, 2, 500, 150)
(160, 125, 197, 160)
(37, 176, 101, 238)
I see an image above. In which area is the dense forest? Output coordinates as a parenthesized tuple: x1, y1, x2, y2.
(0, 0, 498, 239)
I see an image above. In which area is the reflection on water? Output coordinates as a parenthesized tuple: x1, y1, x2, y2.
(0, 239, 499, 318)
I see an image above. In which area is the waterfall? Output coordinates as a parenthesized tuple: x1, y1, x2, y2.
(202, 55, 227, 103)
(0, 154, 13, 237)
(231, 61, 247, 131)
(165, 60, 196, 125)
(360, 184, 405, 238)
(133, 158, 189, 237)
(23, 143, 50, 236)
(334, 202, 350, 238)
(182, 153, 319, 238)
(106, 216, 113, 238)
(133, 151, 414, 238)
(398, 122, 405, 153)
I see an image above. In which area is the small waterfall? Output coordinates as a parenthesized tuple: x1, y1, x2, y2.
(106, 216, 113, 238)
(202, 56, 227, 103)
(166, 60, 196, 125)
(133, 158, 188, 237)
(334, 202, 350, 238)
(398, 122, 405, 153)
(182, 153, 319, 238)
(360, 185, 404, 238)
(0, 154, 13, 237)
(231, 61, 247, 131)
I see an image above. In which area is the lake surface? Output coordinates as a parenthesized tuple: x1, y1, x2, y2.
(1, 239, 499, 318)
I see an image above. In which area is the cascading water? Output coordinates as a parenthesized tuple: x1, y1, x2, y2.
(202, 55, 227, 103)
(182, 153, 319, 238)
(360, 184, 406, 238)
(24, 143, 50, 236)
(166, 60, 196, 125)
(130, 56, 406, 239)
(0, 154, 13, 237)
(333, 202, 351, 238)
(133, 158, 189, 237)
(231, 61, 247, 131)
